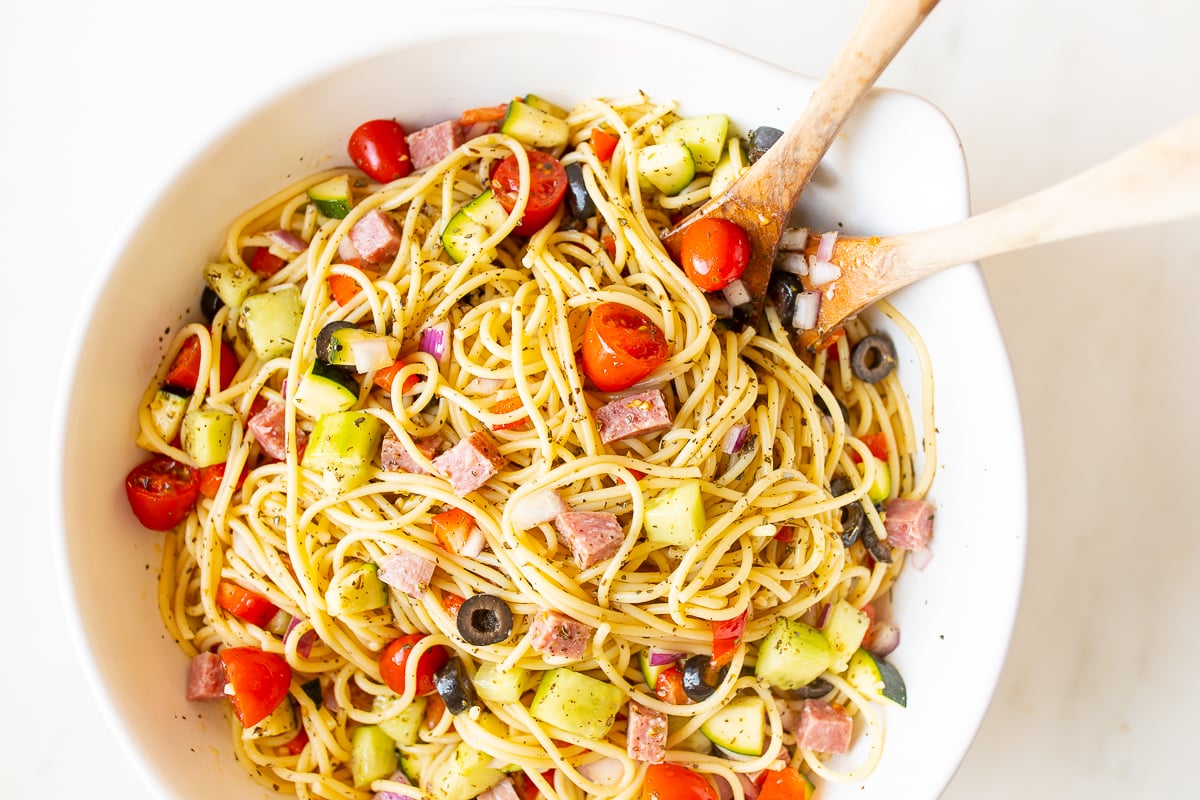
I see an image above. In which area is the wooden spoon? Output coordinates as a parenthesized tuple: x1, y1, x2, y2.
(661, 0, 943, 327)
(795, 113, 1200, 346)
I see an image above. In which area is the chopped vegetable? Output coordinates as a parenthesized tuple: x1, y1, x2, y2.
(216, 579, 278, 628)
(849, 333, 897, 383)
(433, 657, 477, 715)
(379, 633, 449, 697)
(220, 646, 292, 728)
(681, 653, 727, 702)
(124, 455, 199, 531)
(347, 119, 412, 183)
(581, 302, 669, 392)
(456, 594, 513, 646)
(590, 127, 619, 161)
(489, 149, 569, 235)
(432, 507, 477, 554)
(641, 764, 718, 800)
(679, 216, 752, 291)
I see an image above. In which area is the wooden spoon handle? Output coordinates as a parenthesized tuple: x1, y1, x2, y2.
(887, 113, 1200, 283)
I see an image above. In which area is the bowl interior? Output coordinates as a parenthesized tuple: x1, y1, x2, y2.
(53, 9, 1026, 800)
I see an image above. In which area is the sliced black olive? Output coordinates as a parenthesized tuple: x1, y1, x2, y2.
(315, 320, 358, 363)
(767, 270, 803, 327)
(830, 476, 854, 497)
(457, 594, 514, 646)
(781, 677, 835, 700)
(433, 657, 477, 715)
(748, 126, 784, 163)
(813, 391, 849, 422)
(564, 162, 595, 220)
(200, 285, 223, 324)
(861, 524, 894, 564)
(840, 500, 867, 547)
(850, 334, 897, 384)
(681, 653, 728, 702)
(300, 678, 323, 706)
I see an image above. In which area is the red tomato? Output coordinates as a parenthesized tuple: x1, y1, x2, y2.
(679, 218, 751, 291)
(653, 667, 688, 705)
(220, 646, 292, 728)
(371, 358, 420, 395)
(327, 269, 378, 306)
(581, 302, 670, 392)
(379, 634, 449, 697)
(642, 764, 717, 800)
(590, 127, 619, 161)
(164, 334, 239, 393)
(348, 119, 412, 183)
(490, 149, 568, 236)
(459, 104, 508, 126)
(248, 246, 287, 277)
(441, 592, 466, 619)
(850, 431, 889, 464)
(431, 507, 476, 554)
(757, 766, 815, 800)
(490, 396, 529, 431)
(513, 769, 556, 800)
(282, 726, 309, 755)
(124, 455, 199, 531)
(711, 610, 748, 668)
(217, 579, 279, 628)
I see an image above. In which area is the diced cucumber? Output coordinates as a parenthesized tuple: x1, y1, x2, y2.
(529, 668, 625, 739)
(754, 619, 832, 691)
(668, 716, 713, 755)
(140, 388, 189, 447)
(523, 93, 567, 119)
(709, 137, 747, 197)
(660, 114, 729, 173)
(204, 260, 262, 308)
(867, 457, 891, 503)
(326, 562, 388, 616)
(373, 695, 427, 746)
(301, 410, 385, 494)
(428, 740, 506, 800)
(397, 749, 422, 785)
(636, 141, 696, 196)
(292, 359, 359, 419)
(350, 724, 399, 789)
(442, 189, 508, 263)
(500, 99, 569, 148)
(242, 697, 296, 740)
(846, 648, 907, 708)
(239, 286, 304, 361)
(307, 174, 353, 219)
(700, 694, 766, 756)
(315, 321, 400, 373)
(821, 600, 871, 673)
(473, 662, 532, 704)
(643, 480, 706, 547)
(638, 648, 673, 688)
(180, 408, 236, 468)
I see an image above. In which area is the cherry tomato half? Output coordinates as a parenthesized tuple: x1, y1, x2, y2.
(164, 334, 239, 394)
(348, 119, 412, 183)
(490, 149, 569, 236)
(220, 646, 292, 728)
(642, 764, 718, 800)
(678, 218, 751, 291)
(124, 455, 199, 531)
(216, 579, 279, 628)
(757, 766, 815, 800)
(379, 633, 449, 697)
(581, 302, 670, 392)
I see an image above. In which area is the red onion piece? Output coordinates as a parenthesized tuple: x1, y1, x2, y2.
(509, 488, 568, 530)
(706, 293, 734, 319)
(721, 279, 751, 308)
(775, 251, 809, 276)
(806, 257, 842, 287)
(868, 621, 901, 657)
(778, 227, 809, 252)
(722, 424, 750, 454)
(647, 647, 685, 667)
(909, 545, 935, 571)
(285, 616, 318, 658)
(815, 602, 831, 629)
(419, 322, 452, 368)
(266, 229, 309, 254)
(791, 291, 820, 330)
(816, 230, 838, 262)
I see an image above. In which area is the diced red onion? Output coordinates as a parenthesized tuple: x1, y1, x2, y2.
(791, 291, 821, 330)
(350, 337, 396, 373)
(868, 621, 901, 657)
(266, 229, 309, 254)
(577, 757, 624, 787)
(815, 602, 831, 628)
(475, 778, 520, 800)
(715, 774, 760, 800)
(509, 488, 569, 530)
(909, 545, 935, 571)
(806, 258, 841, 287)
(775, 251, 809, 276)
(706, 293, 734, 319)
(721, 279, 752, 308)
(722, 424, 751, 454)
(419, 322, 452, 368)
(460, 525, 486, 558)
(779, 703, 802, 732)
(338, 235, 361, 262)
(816, 230, 838, 262)
(285, 615, 318, 658)
(778, 227, 809, 252)
(647, 647, 685, 667)
(737, 774, 760, 800)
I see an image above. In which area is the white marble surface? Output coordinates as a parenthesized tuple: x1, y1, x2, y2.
(3, 0, 1197, 796)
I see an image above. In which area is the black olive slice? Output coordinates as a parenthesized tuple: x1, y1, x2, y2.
(830, 476, 854, 497)
(861, 525, 894, 564)
(457, 594, 514, 646)
(200, 285, 223, 324)
(767, 271, 803, 326)
(748, 126, 784, 163)
(315, 320, 358, 363)
(681, 653, 728, 702)
(850, 334, 897, 384)
(564, 162, 596, 220)
(840, 501, 867, 547)
(781, 677, 835, 700)
(433, 657, 477, 715)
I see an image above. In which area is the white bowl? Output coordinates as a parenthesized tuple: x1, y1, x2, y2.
(51, 9, 1026, 800)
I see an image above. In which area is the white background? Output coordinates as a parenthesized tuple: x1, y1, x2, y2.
(3, 0, 1198, 797)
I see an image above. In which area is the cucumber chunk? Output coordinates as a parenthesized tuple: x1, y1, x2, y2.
(846, 648, 907, 708)
(307, 174, 353, 219)
(709, 137, 747, 197)
(821, 600, 871, 672)
(428, 740, 506, 800)
(373, 694, 427, 746)
(638, 648, 673, 688)
(139, 388, 189, 447)
(442, 189, 508, 263)
(315, 321, 400, 372)
(700, 694, 766, 756)
(301, 410, 385, 494)
(523, 93, 568, 119)
(181, 408, 236, 468)
(636, 141, 696, 196)
(668, 715, 713, 754)
(326, 562, 388, 616)
(473, 662, 532, 704)
(866, 457, 891, 503)
(643, 479, 706, 547)
(661, 114, 729, 173)
(242, 697, 296, 740)
(292, 359, 359, 419)
(239, 286, 304, 361)
(754, 618, 832, 691)
(350, 724, 399, 789)
(204, 260, 262, 308)
(500, 99, 569, 148)
(530, 668, 624, 739)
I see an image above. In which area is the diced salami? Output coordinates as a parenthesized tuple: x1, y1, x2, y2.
(432, 430, 507, 495)
(626, 701, 668, 763)
(248, 401, 307, 461)
(528, 609, 593, 661)
(406, 120, 465, 170)
(378, 548, 437, 599)
(595, 389, 672, 444)
(380, 431, 440, 475)
(185, 651, 227, 701)
(477, 778, 520, 800)
(794, 699, 853, 754)
(554, 511, 624, 569)
(348, 208, 402, 264)
(883, 498, 934, 551)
